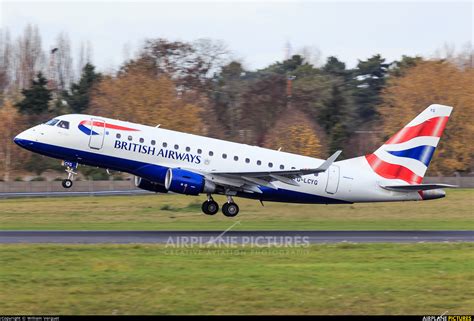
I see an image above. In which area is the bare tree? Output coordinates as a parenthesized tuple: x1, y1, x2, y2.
(77, 40, 93, 81)
(52, 32, 74, 91)
(15, 24, 46, 89)
(0, 28, 13, 94)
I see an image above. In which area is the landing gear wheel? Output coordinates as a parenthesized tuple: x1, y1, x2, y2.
(202, 200, 219, 215)
(62, 179, 73, 189)
(222, 202, 239, 217)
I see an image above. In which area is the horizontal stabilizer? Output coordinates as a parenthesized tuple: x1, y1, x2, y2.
(381, 183, 458, 192)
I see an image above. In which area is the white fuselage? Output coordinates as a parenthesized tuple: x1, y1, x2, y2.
(14, 114, 424, 204)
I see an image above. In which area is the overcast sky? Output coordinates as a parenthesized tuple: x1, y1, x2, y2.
(1, 0, 472, 72)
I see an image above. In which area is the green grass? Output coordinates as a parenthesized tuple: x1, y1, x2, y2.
(0, 243, 472, 315)
(0, 189, 472, 230)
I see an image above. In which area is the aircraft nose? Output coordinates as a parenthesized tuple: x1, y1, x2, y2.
(14, 129, 34, 147)
(14, 132, 26, 147)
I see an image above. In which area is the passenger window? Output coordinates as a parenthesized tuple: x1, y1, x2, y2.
(197, 149, 202, 154)
(234, 156, 238, 161)
(209, 151, 214, 156)
(222, 153, 227, 159)
(280, 165, 285, 170)
(151, 140, 156, 146)
(257, 160, 262, 166)
(139, 138, 144, 143)
(116, 133, 121, 139)
(174, 144, 179, 150)
(245, 158, 250, 163)
(128, 136, 133, 141)
(186, 147, 191, 152)
(268, 162, 273, 168)
(163, 142, 167, 148)
(57, 120, 70, 129)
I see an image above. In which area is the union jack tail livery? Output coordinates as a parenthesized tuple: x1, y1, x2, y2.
(366, 104, 452, 185)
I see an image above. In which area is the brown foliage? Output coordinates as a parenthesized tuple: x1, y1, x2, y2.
(89, 71, 206, 135)
(0, 99, 27, 180)
(262, 109, 325, 158)
(379, 61, 474, 174)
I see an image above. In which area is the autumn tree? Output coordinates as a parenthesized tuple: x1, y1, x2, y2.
(136, 38, 230, 90)
(378, 60, 474, 174)
(262, 109, 325, 158)
(89, 69, 206, 134)
(0, 100, 24, 181)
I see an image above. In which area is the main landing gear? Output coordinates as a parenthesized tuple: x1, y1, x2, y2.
(61, 161, 78, 189)
(201, 194, 239, 217)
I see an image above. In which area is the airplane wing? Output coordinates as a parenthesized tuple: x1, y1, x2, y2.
(380, 183, 458, 192)
(194, 150, 342, 194)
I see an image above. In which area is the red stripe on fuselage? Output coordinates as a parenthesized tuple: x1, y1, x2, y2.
(385, 116, 448, 145)
(365, 154, 423, 184)
(79, 120, 139, 131)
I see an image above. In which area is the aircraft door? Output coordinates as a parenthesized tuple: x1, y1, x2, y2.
(88, 118, 106, 150)
(325, 165, 340, 194)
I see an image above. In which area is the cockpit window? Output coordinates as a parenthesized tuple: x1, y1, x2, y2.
(57, 120, 70, 129)
(45, 119, 59, 126)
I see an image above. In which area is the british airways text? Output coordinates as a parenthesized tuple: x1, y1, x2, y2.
(114, 140, 201, 164)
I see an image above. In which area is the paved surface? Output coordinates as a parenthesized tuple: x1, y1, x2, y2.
(0, 190, 150, 198)
(0, 230, 472, 244)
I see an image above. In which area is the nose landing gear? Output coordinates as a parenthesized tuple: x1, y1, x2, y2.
(61, 161, 78, 189)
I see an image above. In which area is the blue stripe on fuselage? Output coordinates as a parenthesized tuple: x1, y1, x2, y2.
(386, 145, 436, 166)
(78, 124, 99, 136)
(14, 139, 348, 204)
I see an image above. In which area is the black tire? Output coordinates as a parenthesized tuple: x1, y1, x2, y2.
(222, 202, 239, 217)
(62, 179, 73, 189)
(202, 200, 219, 215)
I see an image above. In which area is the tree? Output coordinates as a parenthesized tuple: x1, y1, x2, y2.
(0, 100, 23, 181)
(378, 60, 473, 174)
(211, 61, 247, 138)
(14, 24, 45, 89)
(238, 72, 288, 144)
(64, 63, 101, 113)
(89, 70, 206, 135)
(52, 32, 74, 91)
(15, 72, 51, 115)
(323, 56, 349, 79)
(353, 54, 390, 121)
(135, 38, 230, 90)
(389, 55, 423, 77)
(262, 109, 324, 158)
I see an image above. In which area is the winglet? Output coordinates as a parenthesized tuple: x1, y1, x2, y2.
(315, 150, 342, 172)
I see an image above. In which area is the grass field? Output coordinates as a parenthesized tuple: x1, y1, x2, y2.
(0, 243, 472, 315)
(0, 189, 472, 230)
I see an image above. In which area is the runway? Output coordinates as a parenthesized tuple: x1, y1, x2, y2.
(0, 230, 472, 244)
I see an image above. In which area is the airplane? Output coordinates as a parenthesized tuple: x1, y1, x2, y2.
(14, 104, 456, 217)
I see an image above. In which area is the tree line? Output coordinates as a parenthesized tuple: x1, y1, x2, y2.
(0, 25, 472, 181)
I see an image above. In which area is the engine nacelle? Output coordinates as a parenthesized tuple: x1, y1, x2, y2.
(164, 168, 215, 195)
(134, 176, 169, 193)
(421, 189, 446, 200)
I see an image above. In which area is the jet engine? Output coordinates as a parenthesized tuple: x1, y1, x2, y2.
(134, 176, 169, 193)
(164, 168, 215, 195)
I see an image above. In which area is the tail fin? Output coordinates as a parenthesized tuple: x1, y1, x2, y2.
(366, 104, 452, 184)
